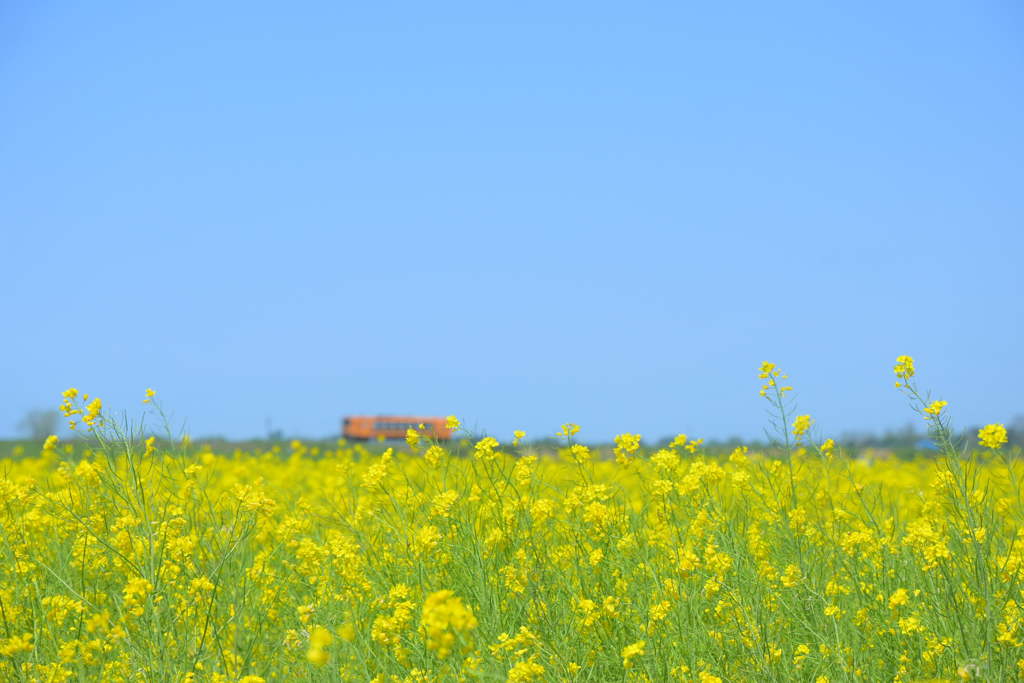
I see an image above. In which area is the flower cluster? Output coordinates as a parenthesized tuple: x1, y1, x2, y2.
(420, 590, 478, 659)
(978, 423, 1008, 450)
(893, 354, 915, 385)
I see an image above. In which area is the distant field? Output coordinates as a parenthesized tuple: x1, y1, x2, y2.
(0, 360, 1019, 681)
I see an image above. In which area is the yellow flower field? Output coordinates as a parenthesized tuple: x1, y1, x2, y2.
(0, 359, 1020, 682)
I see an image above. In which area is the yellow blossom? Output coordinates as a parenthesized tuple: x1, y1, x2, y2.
(888, 588, 910, 609)
(978, 423, 1008, 449)
(923, 400, 948, 419)
(557, 423, 580, 438)
(621, 640, 645, 668)
(791, 414, 813, 439)
(780, 564, 802, 588)
(613, 433, 642, 465)
(420, 590, 478, 659)
(83, 397, 103, 426)
(893, 355, 915, 383)
(507, 657, 545, 682)
(473, 436, 500, 460)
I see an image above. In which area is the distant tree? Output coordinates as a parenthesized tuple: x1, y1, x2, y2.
(1010, 414, 1024, 447)
(17, 409, 59, 440)
(1009, 414, 1024, 431)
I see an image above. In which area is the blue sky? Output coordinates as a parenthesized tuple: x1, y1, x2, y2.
(2, 1, 1022, 442)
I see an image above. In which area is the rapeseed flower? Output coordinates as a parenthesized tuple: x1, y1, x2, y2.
(613, 433, 641, 465)
(306, 625, 332, 665)
(420, 590, 477, 659)
(791, 414, 812, 439)
(557, 423, 580, 438)
(889, 588, 910, 609)
(507, 657, 545, 682)
(924, 400, 948, 419)
(473, 436, 500, 460)
(978, 423, 1008, 449)
(894, 354, 915, 384)
(0, 634, 33, 656)
(621, 640, 645, 668)
(82, 397, 102, 427)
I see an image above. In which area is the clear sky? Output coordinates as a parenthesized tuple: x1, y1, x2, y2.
(3, 1, 1022, 442)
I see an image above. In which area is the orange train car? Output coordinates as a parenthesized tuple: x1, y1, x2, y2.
(342, 415, 454, 441)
